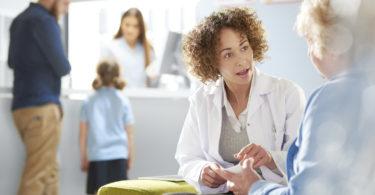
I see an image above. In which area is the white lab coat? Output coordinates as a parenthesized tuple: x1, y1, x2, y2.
(175, 68, 306, 194)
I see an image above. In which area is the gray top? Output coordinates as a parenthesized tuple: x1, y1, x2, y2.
(219, 107, 250, 164)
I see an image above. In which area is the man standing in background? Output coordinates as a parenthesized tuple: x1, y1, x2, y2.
(8, 0, 71, 194)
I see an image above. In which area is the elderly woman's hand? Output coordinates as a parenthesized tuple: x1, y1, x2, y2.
(235, 144, 277, 170)
(217, 158, 261, 195)
(200, 163, 227, 188)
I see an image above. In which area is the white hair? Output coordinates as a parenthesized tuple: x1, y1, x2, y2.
(295, 0, 375, 69)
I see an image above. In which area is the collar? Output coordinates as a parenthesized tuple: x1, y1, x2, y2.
(221, 72, 254, 113)
(204, 67, 273, 96)
(204, 67, 274, 102)
(30, 3, 51, 15)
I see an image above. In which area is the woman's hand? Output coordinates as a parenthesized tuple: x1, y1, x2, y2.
(217, 158, 261, 195)
(235, 144, 277, 170)
(200, 163, 227, 188)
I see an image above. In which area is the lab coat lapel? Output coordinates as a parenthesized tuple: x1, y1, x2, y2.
(246, 68, 274, 145)
(247, 93, 265, 120)
(206, 78, 225, 163)
(247, 68, 270, 120)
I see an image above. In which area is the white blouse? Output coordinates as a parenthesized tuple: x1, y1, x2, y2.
(101, 38, 148, 88)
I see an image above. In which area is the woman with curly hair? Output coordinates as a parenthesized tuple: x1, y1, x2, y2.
(175, 7, 306, 194)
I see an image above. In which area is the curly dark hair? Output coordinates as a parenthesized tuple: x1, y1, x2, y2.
(182, 7, 268, 83)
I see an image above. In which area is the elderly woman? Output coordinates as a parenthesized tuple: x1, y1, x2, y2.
(216, 0, 375, 195)
(175, 8, 306, 194)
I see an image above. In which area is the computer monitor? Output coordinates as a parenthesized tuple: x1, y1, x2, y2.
(157, 31, 191, 89)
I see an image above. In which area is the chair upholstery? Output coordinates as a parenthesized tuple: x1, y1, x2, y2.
(97, 179, 197, 195)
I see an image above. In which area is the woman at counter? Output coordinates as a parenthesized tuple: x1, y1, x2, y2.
(101, 8, 154, 88)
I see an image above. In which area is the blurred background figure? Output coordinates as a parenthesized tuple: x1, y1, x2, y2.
(7, 0, 71, 194)
(79, 60, 135, 195)
(101, 8, 154, 88)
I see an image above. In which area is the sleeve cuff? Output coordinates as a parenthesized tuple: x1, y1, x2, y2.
(250, 180, 268, 194)
(249, 179, 285, 195)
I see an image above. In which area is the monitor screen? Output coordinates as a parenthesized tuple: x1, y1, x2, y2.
(157, 31, 191, 89)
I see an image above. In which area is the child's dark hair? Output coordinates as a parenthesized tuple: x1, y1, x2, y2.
(92, 60, 126, 90)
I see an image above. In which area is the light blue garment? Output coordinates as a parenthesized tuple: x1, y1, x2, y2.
(250, 70, 375, 195)
(80, 87, 135, 161)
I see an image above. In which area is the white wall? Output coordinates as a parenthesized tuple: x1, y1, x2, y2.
(0, 95, 189, 195)
(0, 0, 28, 89)
(0, 0, 28, 14)
(253, 2, 323, 95)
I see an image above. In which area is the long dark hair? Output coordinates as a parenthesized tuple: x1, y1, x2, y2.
(114, 8, 152, 68)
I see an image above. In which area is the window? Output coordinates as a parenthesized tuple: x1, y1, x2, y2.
(68, 0, 199, 90)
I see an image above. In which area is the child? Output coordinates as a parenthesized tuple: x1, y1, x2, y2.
(79, 60, 135, 195)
